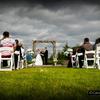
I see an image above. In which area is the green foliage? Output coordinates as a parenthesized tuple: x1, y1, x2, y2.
(72, 45, 80, 50)
(49, 43, 69, 65)
(50, 52, 67, 65)
(48, 59, 54, 65)
(0, 68, 100, 100)
(57, 52, 67, 60)
(63, 43, 69, 52)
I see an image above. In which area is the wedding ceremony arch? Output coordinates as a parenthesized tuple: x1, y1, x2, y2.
(32, 40, 56, 59)
(32, 40, 57, 65)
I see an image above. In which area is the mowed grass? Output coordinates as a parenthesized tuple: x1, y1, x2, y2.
(0, 67, 100, 100)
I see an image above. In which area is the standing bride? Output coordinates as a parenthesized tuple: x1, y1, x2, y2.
(35, 49, 43, 65)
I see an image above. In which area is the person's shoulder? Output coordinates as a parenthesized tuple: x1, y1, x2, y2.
(0, 38, 7, 43)
(80, 43, 84, 48)
(88, 42, 93, 46)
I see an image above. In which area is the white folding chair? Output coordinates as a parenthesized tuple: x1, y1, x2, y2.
(0, 47, 14, 71)
(14, 51, 21, 70)
(83, 50, 95, 68)
(15, 49, 27, 69)
(71, 52, 83, 68)
(76, 52, 83, 68)
(71, 54, 77, 68)
(95, 44, 100, 69)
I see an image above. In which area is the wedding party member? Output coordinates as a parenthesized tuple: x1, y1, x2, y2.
(35, 49, 43, 66)
(0, 31, 16, 66)
(44, 47, 48, 65)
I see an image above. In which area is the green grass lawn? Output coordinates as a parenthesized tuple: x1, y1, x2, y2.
(0, 67, 100, 100)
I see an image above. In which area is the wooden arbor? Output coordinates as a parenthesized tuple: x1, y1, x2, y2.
(32, 40, 57, 63)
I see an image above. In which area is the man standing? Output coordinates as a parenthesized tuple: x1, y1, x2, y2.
(44, 47, 48, 65)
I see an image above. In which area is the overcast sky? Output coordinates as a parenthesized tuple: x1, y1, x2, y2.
(0, 0, 100, 51)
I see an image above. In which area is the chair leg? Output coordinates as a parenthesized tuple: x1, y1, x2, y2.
(0, 55, 1, 69)
(0, 60, 1, 69)
(11, 59, 13, 70)
(83, 59, 87, 68)
(21, 60, 24, 69)
(10, 60, 13, 70)
(17, 55, 20, 69)
(97, 59, 100, 69)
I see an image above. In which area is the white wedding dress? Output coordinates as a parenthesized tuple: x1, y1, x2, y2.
(35, 53, 43, 65)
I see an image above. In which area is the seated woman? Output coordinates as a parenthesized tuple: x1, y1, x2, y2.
(93, 37, 100, 50)
(0, 31, 16, 66)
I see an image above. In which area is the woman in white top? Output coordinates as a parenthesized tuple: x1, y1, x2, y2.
(35, 49, 43, 66)
(0, 31, 15, 48)
(0, 31, 16, 66)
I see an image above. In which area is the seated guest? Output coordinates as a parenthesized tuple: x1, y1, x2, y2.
(78, 38, 93, 68)
(0, 31, 16, 66)
(81, 38, 93, 52)
(93, 37, 100, 50)
(0, 31, 16, 48)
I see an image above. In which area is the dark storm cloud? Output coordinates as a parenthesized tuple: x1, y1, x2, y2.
(0, 0, 100, 6)
(0, 0, 100, 49)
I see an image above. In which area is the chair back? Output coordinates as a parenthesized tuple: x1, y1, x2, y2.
(85, 50, 95, 58)
(95, 44, 100, 69)
(84, 50, 95, 68)
(0, 47, 14, 57)
(71, 54, 77, 67)
(96, 44, 100, 57)
(0, 47, 13, 52)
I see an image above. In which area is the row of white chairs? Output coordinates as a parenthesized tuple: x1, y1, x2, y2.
(0, 47, 26, 71)
(71, 44, 100, 69)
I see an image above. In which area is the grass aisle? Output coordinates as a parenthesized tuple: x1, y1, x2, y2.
(0, 67, 100, 100)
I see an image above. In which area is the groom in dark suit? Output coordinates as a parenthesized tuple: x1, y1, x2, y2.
(44, 47, 48, 65)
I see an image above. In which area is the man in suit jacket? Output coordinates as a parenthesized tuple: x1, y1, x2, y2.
(44, 47, 48, 65)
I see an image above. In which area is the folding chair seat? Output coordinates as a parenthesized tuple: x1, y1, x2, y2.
(20, 47, 27, 69)
(0, 47, 14, 71)
(83, 50, 95, 68)
(95, 44, 100, 69)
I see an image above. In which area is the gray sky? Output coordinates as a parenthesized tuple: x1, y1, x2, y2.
(0, 0, 100, 51)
